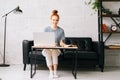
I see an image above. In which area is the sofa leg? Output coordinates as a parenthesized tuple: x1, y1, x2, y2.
(99, 64, 104, 72)
(100, 66, 104, 72)
(101, 68, 104, 72)
(24, 64, 26, 71)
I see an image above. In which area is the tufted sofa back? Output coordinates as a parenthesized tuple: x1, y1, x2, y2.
(65, 37, 93, 51)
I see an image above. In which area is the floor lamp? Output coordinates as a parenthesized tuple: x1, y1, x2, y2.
(0, 6, 22, 67)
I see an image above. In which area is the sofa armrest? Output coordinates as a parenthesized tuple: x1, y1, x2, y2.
(93, 41, 104, 54)
(98, 41, 104, 67)
(93, 41, 104, 67)
(92, 41, 99, 52)
(22, 40, 33, 64)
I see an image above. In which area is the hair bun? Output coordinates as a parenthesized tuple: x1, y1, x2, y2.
(52, 10, 58, 15)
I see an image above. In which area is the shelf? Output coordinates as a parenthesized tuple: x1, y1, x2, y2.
(103, 31, 120, 33)
(102, 14, 120, 17)
(102, 0, 120, 50)
(103, 0, 120, 1)
(105, 45, 120, 49)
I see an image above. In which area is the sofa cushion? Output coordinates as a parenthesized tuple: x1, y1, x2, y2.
(64, 51, 98, 59)
(29, 51, 45, 61)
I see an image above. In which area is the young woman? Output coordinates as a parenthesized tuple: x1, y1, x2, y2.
(42, 10, 67, 79)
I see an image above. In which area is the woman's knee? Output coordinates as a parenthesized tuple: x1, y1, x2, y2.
(52, 49, 61, 56)
(42, 49, 52, 56)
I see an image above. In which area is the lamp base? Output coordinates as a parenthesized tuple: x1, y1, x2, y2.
(0, 64, 10, 67)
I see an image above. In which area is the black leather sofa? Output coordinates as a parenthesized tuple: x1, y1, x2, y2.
(22, 37, 104, 72)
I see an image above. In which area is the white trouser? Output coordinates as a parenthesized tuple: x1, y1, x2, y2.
(42, 49, 61, 66)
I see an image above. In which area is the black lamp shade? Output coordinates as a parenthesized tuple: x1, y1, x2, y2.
(16, 6, 22, 13)
(14, 6, 23, 14)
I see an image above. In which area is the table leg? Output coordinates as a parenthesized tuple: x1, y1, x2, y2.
(30, 63, 33, 78)
(30, 48, 36, 78)
(30, 63, 36, 78)
(72, 52, 77, 79)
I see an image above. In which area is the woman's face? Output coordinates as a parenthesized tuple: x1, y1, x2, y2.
(51, 16, 59, 26)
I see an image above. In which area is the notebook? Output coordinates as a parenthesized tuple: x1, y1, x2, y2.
(33, 32, 55, 47)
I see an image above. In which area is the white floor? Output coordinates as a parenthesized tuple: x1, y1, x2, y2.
(0, 65, 120, 80)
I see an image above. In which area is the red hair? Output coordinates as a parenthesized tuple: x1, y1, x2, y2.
(50, 10, 59, 20)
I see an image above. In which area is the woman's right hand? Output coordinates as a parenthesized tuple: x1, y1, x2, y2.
(54, 43, 58, 47)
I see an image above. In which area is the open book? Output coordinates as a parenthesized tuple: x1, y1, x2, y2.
(63, 44, 77, 47)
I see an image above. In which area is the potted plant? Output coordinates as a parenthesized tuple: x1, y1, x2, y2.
(85, 0, 100, 12)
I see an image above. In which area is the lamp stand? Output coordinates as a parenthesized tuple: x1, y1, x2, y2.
(0, 15, 10, 67)
(0, 6, 22, 67)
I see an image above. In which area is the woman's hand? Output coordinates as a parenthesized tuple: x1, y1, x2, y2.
(60, 40, 66, 47)
(54, 43, 57, 47)
(60, 40, 73, 47)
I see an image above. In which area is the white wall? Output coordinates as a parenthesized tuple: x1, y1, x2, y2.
(1, 0, 119, 66)
(0, 0, 98, 64)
